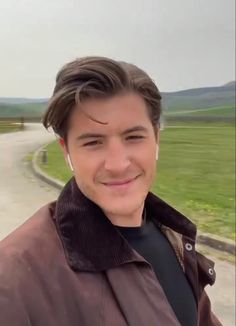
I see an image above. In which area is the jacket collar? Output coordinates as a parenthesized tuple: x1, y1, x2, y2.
(54, 178, 196, 272)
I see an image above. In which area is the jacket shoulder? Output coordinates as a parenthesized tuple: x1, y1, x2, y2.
(0, 203, 61, 324)
(0, 202, 60, 278)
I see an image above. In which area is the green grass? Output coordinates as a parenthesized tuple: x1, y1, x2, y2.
(37, 142, 73, 182)
(0, 122, 24, 133)
(38, 122, 235, 239)
(164, 105, 235, 117)
(180, 105, 235, 117)
(153, 123, 235, 239)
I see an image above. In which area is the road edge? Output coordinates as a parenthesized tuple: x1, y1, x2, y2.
(32, 145, 235, 256)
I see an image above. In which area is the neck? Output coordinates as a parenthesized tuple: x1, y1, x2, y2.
(103, 203, 145, 227)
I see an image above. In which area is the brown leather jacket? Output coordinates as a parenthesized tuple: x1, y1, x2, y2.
(0, 178, 222, 325)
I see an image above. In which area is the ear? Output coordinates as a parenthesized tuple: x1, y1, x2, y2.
(156, 128, 160, 144)
(156, 146, 159, 160)
(58, 138, 74, 172)
(59, 138, 68, 158)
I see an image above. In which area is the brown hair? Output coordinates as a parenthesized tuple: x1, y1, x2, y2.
(42, 56, 162, 140)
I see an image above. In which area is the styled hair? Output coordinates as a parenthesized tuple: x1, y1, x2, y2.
(42, 56, 162, 140)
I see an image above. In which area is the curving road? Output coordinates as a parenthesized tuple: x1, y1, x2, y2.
(0, 124, 235, 325)
(0, 123, 59, 240)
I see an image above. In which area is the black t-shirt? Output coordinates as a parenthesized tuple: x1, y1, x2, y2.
(115, 219, 197, 326)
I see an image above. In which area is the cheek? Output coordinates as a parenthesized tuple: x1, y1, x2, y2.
(135, 155, 156, 183)
(139, 145, 157, 166)
(73, 154, 101, 179)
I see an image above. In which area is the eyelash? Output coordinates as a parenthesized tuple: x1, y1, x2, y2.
(83, 140, 102, 147)
(83, 135, 145, 147)
(126, 135, 145, 140)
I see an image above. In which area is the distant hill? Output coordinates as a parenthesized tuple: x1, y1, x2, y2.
(162, 81, 235, 114)
(0, 81, 235, 118)
(223, 81, 235, 88)
(0, 102, 47, 118)
(0, 98, 47, 105)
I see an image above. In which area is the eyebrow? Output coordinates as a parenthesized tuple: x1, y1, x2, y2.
(121, 126, 149, 135)
(76, 125, 148, 141)
(76, 133, 105, 141)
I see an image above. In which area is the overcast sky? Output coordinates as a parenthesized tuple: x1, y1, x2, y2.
(0, 0, 235, 97)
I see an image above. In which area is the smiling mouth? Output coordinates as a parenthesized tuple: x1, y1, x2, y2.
(102, 175, 140, 187)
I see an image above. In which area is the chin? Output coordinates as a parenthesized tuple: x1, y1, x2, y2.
(100, 197, 145, 218)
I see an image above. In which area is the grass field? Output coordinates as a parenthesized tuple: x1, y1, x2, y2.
(165, 105, 235, 117)
(178, 105, 235, 117)
(0, 122, 24, 133)
(38, 122, 235, 239)
(37, 141, 72, 182)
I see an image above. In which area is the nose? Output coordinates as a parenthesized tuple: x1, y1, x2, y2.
(104, 139, 131, 173)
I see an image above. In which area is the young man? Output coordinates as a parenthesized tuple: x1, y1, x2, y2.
(0, 57, 222, 325)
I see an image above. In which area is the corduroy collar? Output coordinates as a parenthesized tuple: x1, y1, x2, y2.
(54, 177, 196, 272)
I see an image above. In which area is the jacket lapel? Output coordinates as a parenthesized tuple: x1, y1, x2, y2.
(105, 261, 181, 326)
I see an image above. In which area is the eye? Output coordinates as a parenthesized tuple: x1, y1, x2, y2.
(83, 140, 103, 147)
(126, 135, 145, 141)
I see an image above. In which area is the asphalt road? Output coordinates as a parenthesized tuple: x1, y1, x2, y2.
(0, 124, 59, 239)
(0, 124, 235, 325)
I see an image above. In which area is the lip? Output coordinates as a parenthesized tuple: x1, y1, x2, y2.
(104, 177, 136, 186)
(101, 175, 140, 190)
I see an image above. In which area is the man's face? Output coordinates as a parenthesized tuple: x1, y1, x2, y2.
(61, 92, 159, 220)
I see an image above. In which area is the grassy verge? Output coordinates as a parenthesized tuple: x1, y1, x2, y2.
(38, 122, 235, 240)
(0, 123, 24, 133)
(37, 142, 73, 182)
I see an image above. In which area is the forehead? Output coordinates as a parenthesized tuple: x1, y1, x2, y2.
(68, 93, 152, 134)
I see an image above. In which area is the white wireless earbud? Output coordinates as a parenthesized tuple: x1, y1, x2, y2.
(67, 154, 74, 171)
